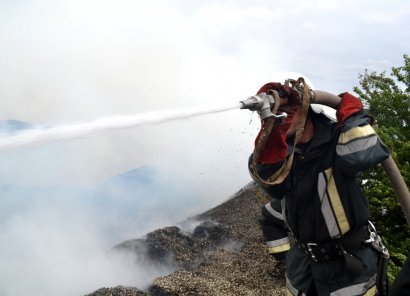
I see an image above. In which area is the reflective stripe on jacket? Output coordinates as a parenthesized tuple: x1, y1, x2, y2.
(261, 200, 290, 256)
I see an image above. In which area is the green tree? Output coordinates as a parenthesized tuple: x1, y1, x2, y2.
(354, 54, 410, 280)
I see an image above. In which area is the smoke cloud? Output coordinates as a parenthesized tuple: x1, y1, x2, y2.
(0, 165, 211, 296)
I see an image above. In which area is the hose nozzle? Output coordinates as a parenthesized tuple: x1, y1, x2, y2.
(240, 95, 265, 111)
(240, 93, 287, 120)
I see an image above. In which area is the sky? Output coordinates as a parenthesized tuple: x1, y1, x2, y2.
(0, 0, 409, 295)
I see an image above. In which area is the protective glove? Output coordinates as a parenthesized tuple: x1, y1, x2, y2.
(336, 92, 364, 125)
(254, 82, 302, 164)
(257, 82, 302, 106)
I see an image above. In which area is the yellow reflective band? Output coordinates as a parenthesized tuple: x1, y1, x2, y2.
(338, 125, 375, 144)
(267, 237, 289, 248)
(286, 278, 305, 296)
(331, 275, 377, 295)
(286, 287, 294, 296)
(336, 135, 377, 156)
(363, 285, 377, 296)
(268, 243, 291, 254)
(325, 168, 350, 235)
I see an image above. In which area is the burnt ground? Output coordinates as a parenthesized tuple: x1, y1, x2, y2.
(86, 182, 286, 296)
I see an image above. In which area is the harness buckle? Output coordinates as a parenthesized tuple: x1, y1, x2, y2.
(365, 221, 390, 257)
(364, 221, 380, 244)
(364, 231, 377, 244)
(306, 243, 318, 262)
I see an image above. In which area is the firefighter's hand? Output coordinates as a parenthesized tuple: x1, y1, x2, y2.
(257, 82, 302, 107)
(253, 82, 303, 164)
(254, 82, 301, 127)
(336, 92, 364, 125)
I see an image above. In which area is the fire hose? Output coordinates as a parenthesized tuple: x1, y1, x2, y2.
(240, 79, 410, 228)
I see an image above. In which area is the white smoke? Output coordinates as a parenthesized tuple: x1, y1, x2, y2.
(0, 0, 262, 189)
(0, 193, 175, 296)
(0, 167, 207, 296)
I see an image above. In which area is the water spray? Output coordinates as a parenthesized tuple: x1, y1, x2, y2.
(0, 102, 241, 151)
(0, 93, 285, 152)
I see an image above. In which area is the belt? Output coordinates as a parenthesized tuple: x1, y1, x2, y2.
(297, 226, 368, 263)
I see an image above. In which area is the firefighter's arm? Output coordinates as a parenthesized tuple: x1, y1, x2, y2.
(260, 200, 290, 259)
(333, 92, 390, 175)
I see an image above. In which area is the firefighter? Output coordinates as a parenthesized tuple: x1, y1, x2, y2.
(249, 81, 390, 295)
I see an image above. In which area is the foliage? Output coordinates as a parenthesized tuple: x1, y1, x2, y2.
(353, 54, 410, 281)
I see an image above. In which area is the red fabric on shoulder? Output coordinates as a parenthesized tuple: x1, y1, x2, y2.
(336, 92, 364, 125)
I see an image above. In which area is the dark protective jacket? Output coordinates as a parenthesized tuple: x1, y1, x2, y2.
(252, 96, 390, 295)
